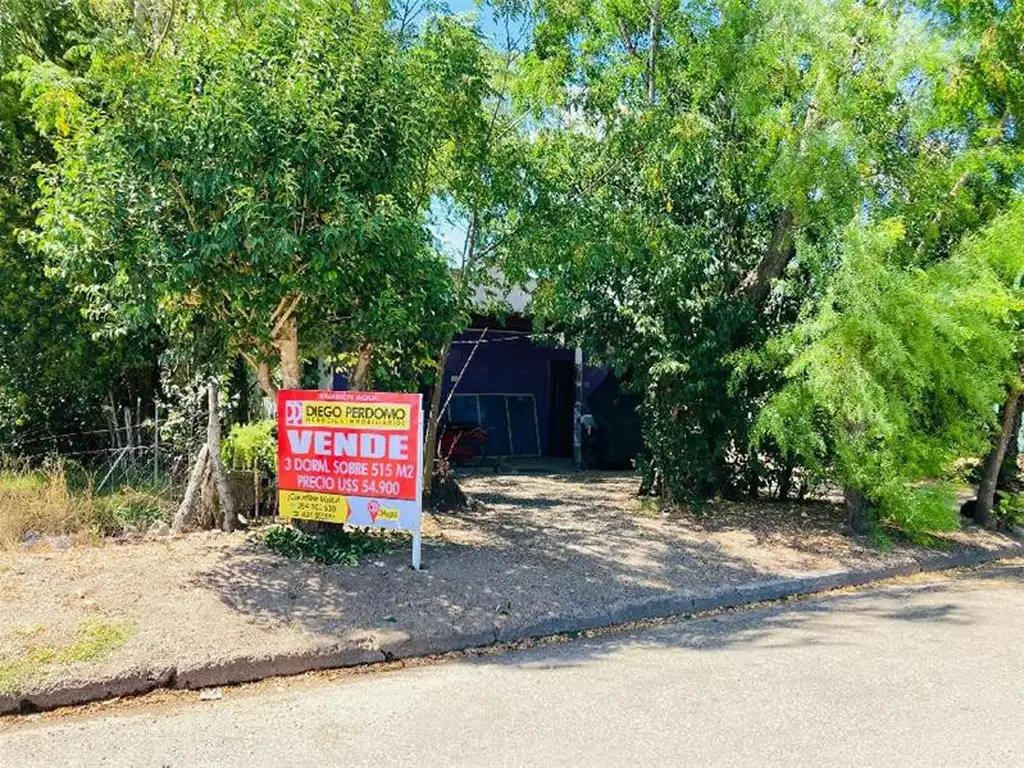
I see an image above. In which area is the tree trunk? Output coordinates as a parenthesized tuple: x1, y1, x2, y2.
(277, 314, 301, 390)
(997, 397, 1022, 492)
(778, 458, 794, 500)
(422, 339, 452, 496)
(172, 444, 209, 533)
(134, 0, 149, 36)
(255, 360, 278, 399)
(735, 73, 825, 306)
(206, 381, 238, 532)
(737, 209, 795, 305)
(646, 2, 660, 103)
(974, 388, 1022, 528)
(844, 487, 872, 534)
(351, 343, 375, 391)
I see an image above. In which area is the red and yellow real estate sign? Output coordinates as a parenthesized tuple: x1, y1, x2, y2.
(276, 389, 424, 566)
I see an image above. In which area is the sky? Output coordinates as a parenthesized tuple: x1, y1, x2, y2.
(424, 1, 532, 262)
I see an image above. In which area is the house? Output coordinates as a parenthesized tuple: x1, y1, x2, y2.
(438, 313, 643, 465)
(331, 278, 643, 466)
(441, 316, 589, 460)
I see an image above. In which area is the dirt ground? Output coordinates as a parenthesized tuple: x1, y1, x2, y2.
(0, 469, 1019, 702)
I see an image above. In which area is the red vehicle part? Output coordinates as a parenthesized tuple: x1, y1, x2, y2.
(439, 421, 488, 467)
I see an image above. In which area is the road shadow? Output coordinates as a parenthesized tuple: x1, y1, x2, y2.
(466, 563, 1024, 670)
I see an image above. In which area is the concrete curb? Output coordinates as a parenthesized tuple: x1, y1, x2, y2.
(2, 542, 1020, 716)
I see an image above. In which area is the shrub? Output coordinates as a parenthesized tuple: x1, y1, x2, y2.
(259, 523, 403, 566)
(995, 491, 1024, 531)
(222, 420, 276, 474)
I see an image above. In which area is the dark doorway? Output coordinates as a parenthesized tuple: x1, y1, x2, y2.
(549, 360, 575, 457)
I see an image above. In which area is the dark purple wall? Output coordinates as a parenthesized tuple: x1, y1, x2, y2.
(440, 330, 608, 456)
(330, 329, 609, 457)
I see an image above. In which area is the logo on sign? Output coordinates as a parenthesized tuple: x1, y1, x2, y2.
(285, 401, 304, 426)
(366, 500, 399, 523)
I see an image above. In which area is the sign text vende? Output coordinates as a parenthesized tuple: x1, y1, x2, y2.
(277, 389, 424, 568)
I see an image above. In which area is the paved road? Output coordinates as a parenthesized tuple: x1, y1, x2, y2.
(2, 562, 1022, 767)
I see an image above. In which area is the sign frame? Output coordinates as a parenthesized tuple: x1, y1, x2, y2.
(276, 389, 424, 569)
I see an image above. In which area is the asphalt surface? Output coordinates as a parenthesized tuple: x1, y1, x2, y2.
(2, 562, 1022, 767)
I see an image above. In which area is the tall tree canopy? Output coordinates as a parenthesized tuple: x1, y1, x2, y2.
(500, 0, 1023, 530)
(4, 0, 1023, 535)
(0, 0, 159, 452)
(23, 0, 489, 394)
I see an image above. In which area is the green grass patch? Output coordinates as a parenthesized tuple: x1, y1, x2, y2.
(90, 487, 173, 536)
(58, 619, 136, 664)
(259, 523, 406, 566)
(0, 618, 135, 696)
(0, 471, 45, 492)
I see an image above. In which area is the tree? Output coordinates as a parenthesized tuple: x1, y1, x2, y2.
(28, 0, 477, 387)
(0, 0, 159, 455)
(951, 206, 1024, 527)
(421, 7, 534, 494)
(496, 0, 1024, 537)
(23, 0, 489, 522)
(913, 0, 1024, 525)
(755, 0, 1024, 533)
(505, 0, 957, 504)
(752, 217, 1021, 535)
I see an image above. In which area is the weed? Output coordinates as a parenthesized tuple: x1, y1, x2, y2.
(259, 523, 405, 566)
(0, 472, 44, 492)
(0, 618, 135, 695)
(91, 487, 173, 536)
(57, 619, 136, 663)
(0, 457, 90, 547)
(0, 662, 20, 695)
(1, 455, 174, 547)
(995, 491, 1024, 530)
(871, 527, 894, 550)
(636, 496, 661, 515)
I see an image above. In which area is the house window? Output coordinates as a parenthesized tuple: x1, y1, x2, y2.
(447, 394, 540, 457)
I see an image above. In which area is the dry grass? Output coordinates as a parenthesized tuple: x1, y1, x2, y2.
(0, 459, 92, 548)
(0, 458, 175, 549)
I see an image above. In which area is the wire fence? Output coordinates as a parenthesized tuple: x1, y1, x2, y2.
(0, 405, 210, 500)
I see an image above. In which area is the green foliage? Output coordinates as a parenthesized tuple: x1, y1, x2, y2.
(995, 491, 1024, 530)
(755, 211, 1024, 533)
(23, 0, 485, 385)
(504, 0, 1023, 535)
(511, 0, 953, 501)
(222, 420, 276, 474)
(0, 0, 160, 453)
(4, 0, 1024, 541)
(259, 523, 404, 566)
